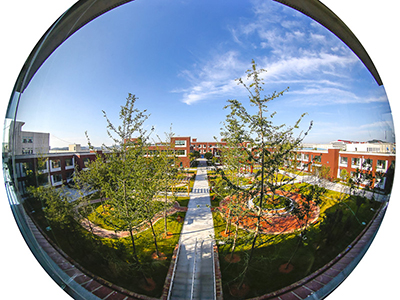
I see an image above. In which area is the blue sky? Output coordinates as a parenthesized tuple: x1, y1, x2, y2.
(14, 0, 394, 148)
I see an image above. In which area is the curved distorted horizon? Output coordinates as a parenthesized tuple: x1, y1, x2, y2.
(13, 0, 393, 148)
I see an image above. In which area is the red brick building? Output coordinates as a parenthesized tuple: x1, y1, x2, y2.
(11, 137, 395, 194)
(293, 148, 395, 190)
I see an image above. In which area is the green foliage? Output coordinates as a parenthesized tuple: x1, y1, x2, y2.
(28, 185, 75, 230)
(216, 60, 313, 287)
(204, 152, 213, 159)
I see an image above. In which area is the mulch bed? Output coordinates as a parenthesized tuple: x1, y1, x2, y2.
(151, 251, 167, 261)
(224, 254, 241, 263)
(139, 277, 156, 292)
(229, 283, 250, 298)
(279, 262, 294, 273)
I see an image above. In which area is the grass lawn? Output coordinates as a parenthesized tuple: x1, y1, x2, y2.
(213, 193, 382, 298)
(26, 194, 185, 298)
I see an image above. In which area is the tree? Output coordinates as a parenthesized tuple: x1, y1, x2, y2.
(153, 131, 180, 237)
(204, 152, 213, 160)
(76, 94, 151, 267)
(283, 184, 324, 270)
(28, 185, 76, 247)
(214, 114, 252, 260)
(220, 60, 312, 287)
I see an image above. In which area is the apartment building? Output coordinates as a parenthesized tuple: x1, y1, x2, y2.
(5, 120, 50, 155)
(294, 148, 395, 191)
(190, 138, 226, 157)
(11, 151, 100, 197)
(11, 135, 395, 196)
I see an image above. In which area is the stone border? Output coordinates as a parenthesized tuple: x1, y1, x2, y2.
(27, 212, 158, 300)
(213, 242, 224, 300)
(160, 243, 180, 300)
(246, 201, 387, 300)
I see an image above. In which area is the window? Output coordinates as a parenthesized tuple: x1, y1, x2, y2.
(65, 158, 73, 168)
(351, 158, 360, 167)
(22, 136, 33, 143)
(52, 173, 63, 185)
(363, 158, 372, 169)
(303, 154, 309, 161)
(83, 158, 91, 167)
(21, 162, 33, 177)
(22, 148, 33, 155)
(376, 160, 387, 170)
(51, 159, 61, 170)
(175, 140, 186, 146)
(340, 156, 348, 166)
(66, 171, 74, 182)
(37, 159, 48, 173)
(313, 155, 321, 163)
(175, 150, 186, 156)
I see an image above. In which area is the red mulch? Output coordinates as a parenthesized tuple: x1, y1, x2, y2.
(139, 277, 156, 291)
(229, 283, 250, 298)
(219, 190, 320, 235)
(151, 252, 167, 261)
(162, 232, 174, 239)
(224, 254, 241, 263)
(279, 263, 294, 273)
(220, 230, 234, 238)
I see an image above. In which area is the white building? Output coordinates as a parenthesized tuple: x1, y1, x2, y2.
(8, 121, 50, 155)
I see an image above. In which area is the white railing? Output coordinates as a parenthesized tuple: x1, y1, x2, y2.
(167, 243, 181, 300)
(190, 238, 198, 300)
(211, 240, 216, 300)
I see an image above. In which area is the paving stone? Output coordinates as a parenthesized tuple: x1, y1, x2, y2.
(304, 279, 325, 292)
(92, 285, 115, 299)
(291, 286, 313, 299)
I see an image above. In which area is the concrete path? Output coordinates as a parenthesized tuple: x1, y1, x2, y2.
(169, 159, 215, 300)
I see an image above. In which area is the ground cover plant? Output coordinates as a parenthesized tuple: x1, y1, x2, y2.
(25, 191, 185, 297)
(213, 193, 382, 298)
(25, 95, 191, 297)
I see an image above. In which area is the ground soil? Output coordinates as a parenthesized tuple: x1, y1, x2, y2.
(162, 231, 174, 239)
(151, 251, 167, 261)
(279, 262, 294, 273)
(229, 283, 250, 298)
(224, 254, 241, 263)
(139, 277, 156, 292)
(220, 230, 234, 238)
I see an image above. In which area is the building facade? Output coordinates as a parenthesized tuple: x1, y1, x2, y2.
(7, 121, 50, 155)
(11, 136, 395, 196)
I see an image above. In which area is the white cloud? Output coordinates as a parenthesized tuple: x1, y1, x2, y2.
(175, 51, 247, 105)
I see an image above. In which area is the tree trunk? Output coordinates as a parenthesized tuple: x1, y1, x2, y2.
(128, 226, 140, 263)
(149, 219, 160, 257)
(224, 208, 232, 235)
(229, 221, 239, 261)
(285, 233, 302, 269)
(164, 187, 168, 236)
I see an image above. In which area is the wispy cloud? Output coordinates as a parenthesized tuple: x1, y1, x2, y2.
(173, 0, 384, 114)
(174, 51, 248, 105)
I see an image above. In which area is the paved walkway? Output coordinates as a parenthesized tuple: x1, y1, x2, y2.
(169, 159, 216, 300)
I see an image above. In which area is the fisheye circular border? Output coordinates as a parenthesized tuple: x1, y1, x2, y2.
(1, 1, 398, 299)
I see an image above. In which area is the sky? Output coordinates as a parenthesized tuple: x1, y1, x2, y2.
(2, 2, 400, 300)
(10, 0, 394, 148)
